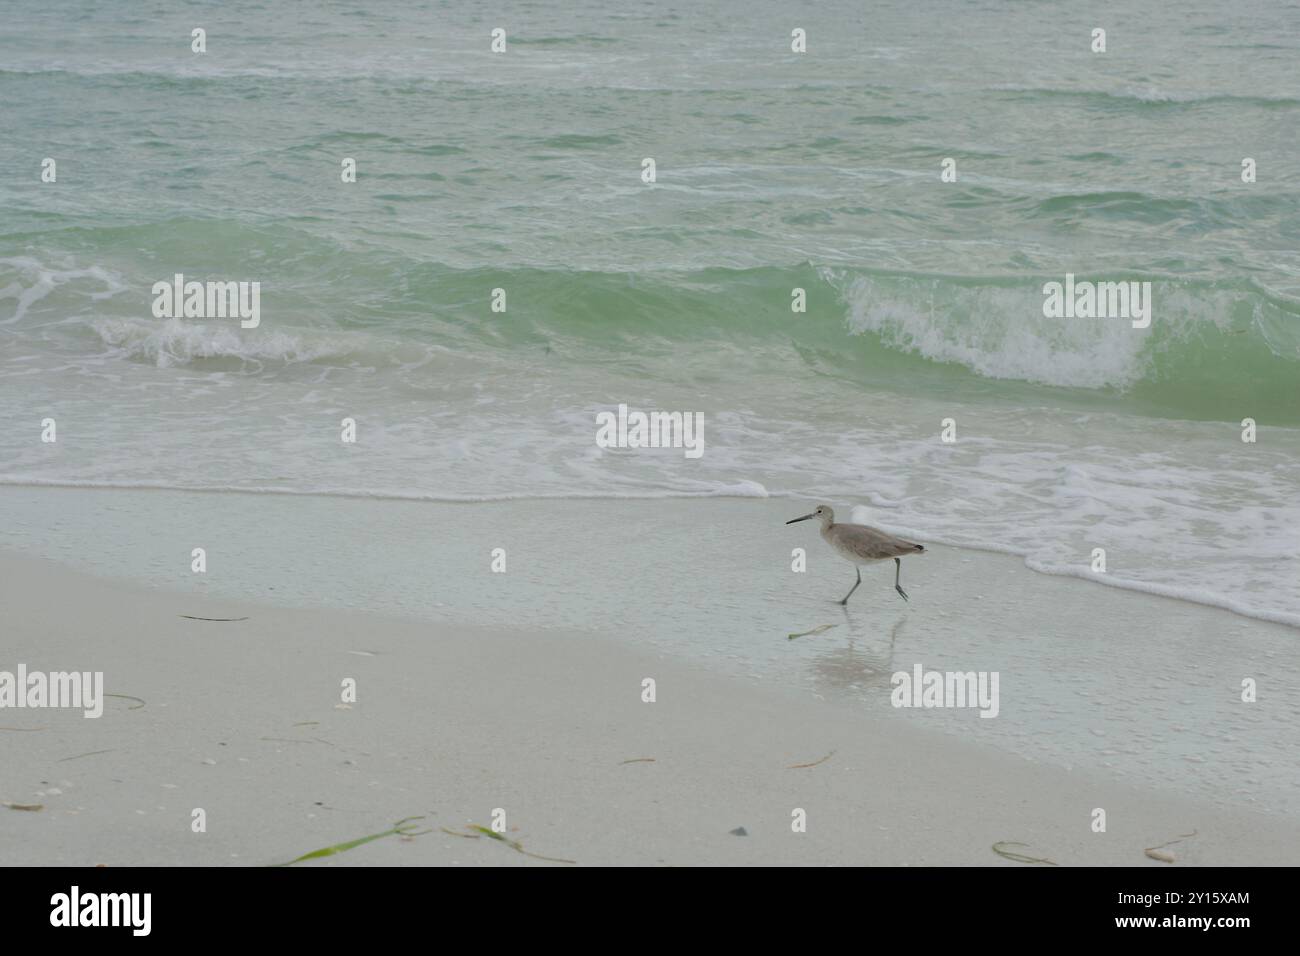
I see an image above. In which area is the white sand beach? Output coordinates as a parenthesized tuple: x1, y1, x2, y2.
(2, 491, 1297, 866)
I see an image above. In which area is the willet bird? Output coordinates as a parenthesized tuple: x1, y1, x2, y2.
(786, 505, 925, 604)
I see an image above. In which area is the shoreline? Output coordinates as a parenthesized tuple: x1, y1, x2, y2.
(2, 544, 1299, 866)
(1, 478, 1295, 630)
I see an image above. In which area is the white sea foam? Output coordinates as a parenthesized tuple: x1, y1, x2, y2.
(836, 273, 1152, 389)
(0, 257, 127, 326)
(90, 318, 341, 367)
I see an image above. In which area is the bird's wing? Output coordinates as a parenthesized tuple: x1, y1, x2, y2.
(855, 526, 924, 558)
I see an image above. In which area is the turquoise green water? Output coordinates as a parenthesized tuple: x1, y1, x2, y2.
(1, 0, 1298, 623)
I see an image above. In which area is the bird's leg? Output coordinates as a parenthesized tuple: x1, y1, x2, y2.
(894, 557, 909, 602)
(839, 567, 862, 605)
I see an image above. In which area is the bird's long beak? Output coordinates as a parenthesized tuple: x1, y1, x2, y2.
(786, 513, 815, 524)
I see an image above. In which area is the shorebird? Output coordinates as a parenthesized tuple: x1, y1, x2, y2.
(786, 505, 925, 604)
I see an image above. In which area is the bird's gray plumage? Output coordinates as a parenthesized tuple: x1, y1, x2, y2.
(786, 505, 924, 604)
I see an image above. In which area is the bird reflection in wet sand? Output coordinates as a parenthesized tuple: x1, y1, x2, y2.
(806, 618, 906, 694)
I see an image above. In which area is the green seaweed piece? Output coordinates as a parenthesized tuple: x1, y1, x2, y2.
(274, 816, 430, 866)
(57, 749, 116, 762)
(105, 693, 146, 710)
(788, 624, 837, 641)
(453, 824, 576, 864)
(992, 841, 1058, 865)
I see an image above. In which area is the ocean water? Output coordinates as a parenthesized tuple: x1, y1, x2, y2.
(2, 0, 1298, 625)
